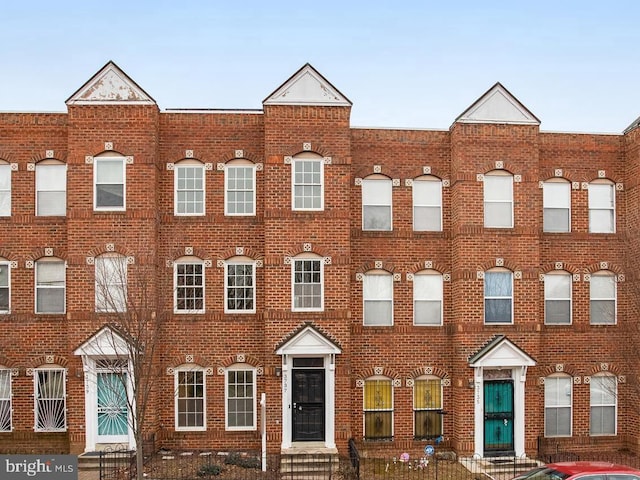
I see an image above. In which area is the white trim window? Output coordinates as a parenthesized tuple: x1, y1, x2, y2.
(225, 366, 256, 431)
(174, 259, 205, 314)
(95, 254, 127, 313)
(292, 154, 323, 211)
(175, 368, 206, 431)
(225, 259, 255, 314)
(363, 271, 393, 326)
(94, 155, 126, 211)
(588, 181, 615, 233)
(484, 171, 513, 228)
(0, 261, 9, 313)
(362, 177, 392, 231)
(0, 368, 11, 431)
(484, 269, 513, 324)
(544, 271, 571, 325)
(364, 377, 393, 440)
(590, 271, 616, 325)
(36, 162, 67, 216)
(413, 376, 443, 440)
(292, 256, 323, 311)
(413, 270, 443, 326)
(544, 374, 572, 437)
(34, 368, 66, 432)
(590, 373, 617, 435)
(175, 161, 205, 216)
(225, 160, 256, 216)
(0, 162, 10, 216)
(35, 259, 66, 314)
(413, 176, 442, 231)
(543, 180, 570, 233)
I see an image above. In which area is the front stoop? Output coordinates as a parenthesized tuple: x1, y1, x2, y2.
(280, 443, 340, 480)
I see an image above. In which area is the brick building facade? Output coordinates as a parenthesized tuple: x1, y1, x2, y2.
(1, 61, 639, 458)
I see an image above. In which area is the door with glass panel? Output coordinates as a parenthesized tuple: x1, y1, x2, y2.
(96, 361, 129, 443)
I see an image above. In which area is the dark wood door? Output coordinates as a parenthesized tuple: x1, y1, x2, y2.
(292, 369, 325, 441)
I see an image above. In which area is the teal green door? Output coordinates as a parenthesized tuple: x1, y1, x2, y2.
(484, 380, 514, 455)
(97, 372, 129, 442)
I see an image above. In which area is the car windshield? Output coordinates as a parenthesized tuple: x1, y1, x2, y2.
(514, 467, 571, 480)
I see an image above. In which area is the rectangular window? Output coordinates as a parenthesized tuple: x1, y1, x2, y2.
(95, 255, 127, 312)
(0, 262, 9, 313)
(94, 157, 125, 210)
(226, 369, 256, 430)
(225, 263, 255, 313)
(544, 273, 571, 325)
(484, 174, 513, 228)
(175, 263, 204, 313)
(175, 164, 205, 215)
(36, 164, 67, 216)
(362, 178, 392, 231)
(543, 181, 570, 232)
(0, 369, 11, 432)
(35, 368, 66, 432)
(413, 179, 442, 231)
(0, 164, 10, 216)
(226, 165, 255, 215)
(545, 375, 572, 437)
(175, 370, 205, 430)
(413, 274, 443, 326)
(35, 260, 65, 314)
(589, 183, 615, 233)
(590, 375, 616, 435)
(414, 378, 442, 439)
(364, 379, 393, 440)
(590, 273, 616, 325)
(293, 159, 323, 210)
(364, 273, 393, 326)
(484, 271, 513, 324)
(292, 259, 322, 311)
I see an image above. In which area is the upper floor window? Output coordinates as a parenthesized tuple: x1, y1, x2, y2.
(226, 160, 255, 216)
(292, 255, 323, 311)
(588, 181, 615, 233)
(590, 270, 616, 325)
(484, 269, 513, 324)
(364, 377, 393, 440)
(484, 171, 513, 228)
(34, 367, 66, 432)
(0, 368, 11, 432)
(363, 271, 393, 326)
(543, 180, 570, 232)
(95, 254, 127, 312)
(175, 161, 205, 216)
(36, 162, 67, 216)
(590, 373, 616, 435)
(225, 259, 255, 314)
(94, 155, 125, 211)
(0, 162, 10, 216)
(362, 176, 392, 231)
(0, 260, 9, 313)
(545, 374, 572, 437)
(413, 176, 442, 231)
(544, 271, 571, 325)
(35, 259, 65, 314)
(174, 258, 204, 314)
(226, 365, 256, 431)
(413, 376, 442, 440)
(175, 368, 206, 431)
(292, 154, 323, 210)
(413, 270, 443, 326)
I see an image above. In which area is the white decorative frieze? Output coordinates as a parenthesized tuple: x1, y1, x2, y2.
(205, 367, 214, 376)
(374, 366, 383, 375)
(256, 163, 263, 171)
(204, 163, 213, 171)
(126, 256, 135, 265)
(10, 163, 18, 171)
(477, 271, 484, 280)
(356, 379, 365, 388)
(217, 163, 225, 171)
(125, 156, 134, 164)
(406, 273, 414, 281)
(538, 181, 544, 189)
(303, 243, 312, 252)
(303, 143, 312, 151)
(166, 260, 173, 268)
(166, 367, 175, 375)
(323, 257, 332, 265)
(392, 178, 400, 187)
(393, 273, 401, 282)
(373, 165, 382, 173)
(442, 378, 451, 387)
(203, 260, 212, 268)
(25, 261, 34, 269)
(184, 246, 193, 255)
(425, 261, 433, 269)
(217, 367, 225, 376)
(573, 376, 581, 384)
(616, 183, 624, 191)
(27, 163, 35, 171)
(166, 163, 175, 170)
(618, 274, 625, 282)
(236, 354, 245, 362)
(600, 363, 609, 371)
(323, 157, 332, 164)
(581, 182, 589, 190)
(442, 179, 450, 187)
(555, 262, 563, 270)
(235, 150, 244, 158)
(85, 156, 94, 164)
(393, 379, 402, 387)
(514, 174, 522, 183)
(495, 161, 504, 169)
(584, 273, 591, 282)
(106, 243, 115, 252)
(514, 271, 522, 279)
(44, 248, 54, 257)
(423, 166, 431, 175)
(284, 156, 293, 164)
(539, 274, 545, 282)
(572, 182, 580, 190)
(185, 150, 194, 158)
(598, 170, 606, 178)
(555, 364, 564, 372)
(600, 262, 608, 270)
(573, 274, 580, 282)
(185, 354, 194, 363)
(236, 247, 245, 255)
(375, 261, 383, 269)
(495, 258, 504, 267)
(45, 355, 54, 364)
(256, 260, 263, 268)
(619, 375, 626, 384)
(216, 260, 225, 268)
(284, 256, 292, 265)
(356, 273, 364, 281)
(443, 273, 451, 282)
(554, 169, 563, 177)
(405, 179, 413, 187)
(87, 257, 95, 265)
(104, 142, 113, 151)
(10, 261, 17, 269)
(46, 150, 54, 158)
(355, 178, 362, 186)
(406, 378, 414, 387)
(476, 174, 484, 182)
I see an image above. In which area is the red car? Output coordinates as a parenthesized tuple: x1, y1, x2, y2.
(513, 461, 640, 480)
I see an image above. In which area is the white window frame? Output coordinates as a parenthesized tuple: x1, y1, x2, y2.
(174, 161, 205, 216)
(413, 271, 443, 326)
(292, 255, 324, 312)
(363, 271, 393, 326)
(362, 176, 392, 231)
(484, 171, 513, 228)
(225, 160, 256, 216)
(35, 259, 66, 314)
(36, 161, 67, 216)
(413, 176, 442, 231)
(95, 254, 127, 313)
(174, 368, 206, 431)
(590, 271, 616, 325)
(590, 373, 617, 436)
(0, 163, 10, 217)
(224, 259, 256, 314)
(543, 180, 570, 233)
(174, 259, 205, 314)
(484, 269, 513, 324)
(292, 154, 324, 211)
(363, 376, 394, 440)
(34, 367, 66, 432)
(94, 155, 126, 211)
(544, 271, 572, 325)
(0, 260, 9, 314)
(544, 374, 572, 437)
(588, 181, 615, 233)
(225, 365, 257, 431)
(0, 368, 11, 432)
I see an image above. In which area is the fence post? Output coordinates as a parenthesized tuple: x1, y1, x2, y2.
(261, 393, 267, 472)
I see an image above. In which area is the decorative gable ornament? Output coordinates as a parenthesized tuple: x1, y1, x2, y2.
(264, 63, 351, 107)
(455, 82, 539, 126)
(66, 61, 156, 105)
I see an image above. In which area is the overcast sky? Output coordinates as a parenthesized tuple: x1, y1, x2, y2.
(1, 1, 639, 133)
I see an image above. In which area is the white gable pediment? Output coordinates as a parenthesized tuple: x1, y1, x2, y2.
(276, 324, 342, 355)
(74, 326, 130, 357)
(264, 64, 351, 107)
(456, 83, 539, 125)
(66, 61, 156, 105)
(469, 336, 536, 368)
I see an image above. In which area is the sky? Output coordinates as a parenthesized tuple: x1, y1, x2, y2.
(1, 1, 639, 133)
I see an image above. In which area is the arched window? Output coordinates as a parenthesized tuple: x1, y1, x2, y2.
(413, 176, 442, 231)
(588, 180, 615, 233)
(34, 366, 66, 432)
(225, 364, 256, 431)
(94, 153, 126, 211)
(292, 152, 323, 211)
(35, 258, 65, 314)
(544, 271, 571, 325)
(95, 254, 127, 312)
(174, 159, 205, 216)
(175, 366, 206, 431)
(413, 270, 443, 326)
(36, 160, 66, 216)
(0, 367, 11, 431)
(0, 258, 10, 313)
(544, 374, 572, 437)
(225, 159, 256, 216)
(543, 179, 570, 232)
(364, 376, 393, 440)
(363, 270, 393, 326)
(174, 256, 204, 314)
(590, 372, 616, 435)
(484, 170, 513, 228)
(0, 160, 11, 216)
(413, 375, 442, 439)
(225, 256, 256, 314)
(292, 253, 323, 312)
(590, 270, 616, 325)
(484, 268, 513, 324)
(362, 175, 392, 231)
